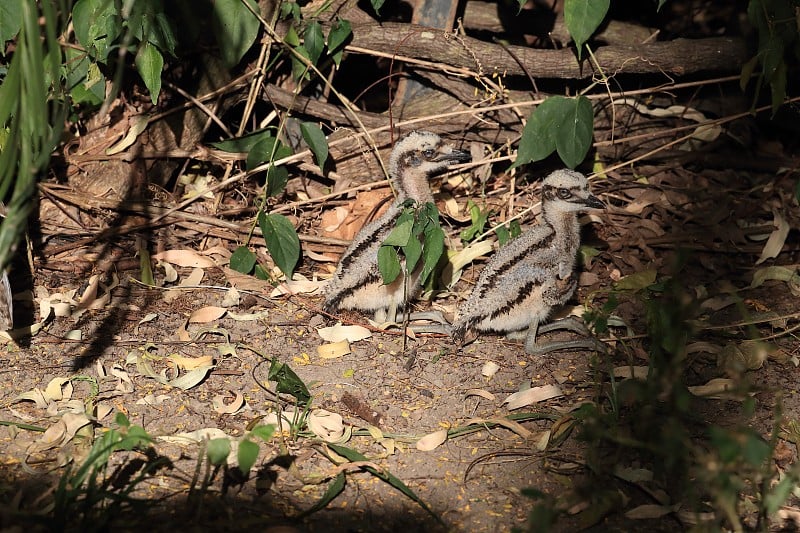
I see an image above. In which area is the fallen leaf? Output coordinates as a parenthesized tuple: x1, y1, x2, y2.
(188, 306, 227, 323)
(464, 417, 532, 439)
(416, 429, 448, 451)
(755, 210, 790, 265)
(625, 504, 679, 519)
(317, 322, 371, 343)
(465, 389, 496, 401)
(612, 366, 649, 379)
(307, 409, 348, 443)
(270, 273, 325, 297)
(504, 384, 563, 410)
(481, 361, 500, 378)
(317, 340, 351, 358)
(212, 392, 246, 414)
(153, 250, 215, 268)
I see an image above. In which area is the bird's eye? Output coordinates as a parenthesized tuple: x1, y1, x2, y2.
(557, 188, 572, 199)
(422, 149, 436, 159)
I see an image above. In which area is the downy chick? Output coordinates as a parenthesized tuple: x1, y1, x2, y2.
(323, 131, 471, 323)
(452, 169, 604, 354)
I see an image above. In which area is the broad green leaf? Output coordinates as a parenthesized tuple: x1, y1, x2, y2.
(284, 24, 300, 47)
(258, 212, 300, 278)
(267, 359, 311, 404)
(403, 234, 423, 275)
(554, 95, 594, 169)
(211, 128, 275, 153)
(207, 438, 231, 465)
(563, 0, 610, 59)
(378, 246, 401, 285)
(230, 246, 257, 273)
(327, 19, 352, 66)
(512, 96, 564, 168)
(420, 226, 444, 284)
(300, 472, 346, 517)
(72, 0, 122, 61)
(64, 48, 104, 106)
(383, 219, 413, 247)
(304, 21, 324, 65)
(251, 424, 276, 442)
(326, 443, 441, 522)
(237, 438, 260, 473)
(765, 473, 798, 515)
(135, 41, 163, 105)
(0, 0, 21, 50)
(300, 122, 328, 169)
(211, 0, 260, 68)
(459, 201, 490, 242)
(246, 136, 292, 170)
(291, 45, 312, 81)
(369, 0, 386, 15)
(614, 269, 657, 291)
(266, 165, 290, 198)
(769, 60, 787, 116)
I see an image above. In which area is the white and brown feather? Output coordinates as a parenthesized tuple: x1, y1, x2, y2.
(452, 169, 603, 346)
(323, 131, 470, 320)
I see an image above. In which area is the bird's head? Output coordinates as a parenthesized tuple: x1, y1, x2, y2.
(388, 131, 471, 200)
(541, 169, 604, 213)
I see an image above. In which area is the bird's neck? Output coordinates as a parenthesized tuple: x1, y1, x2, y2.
(543, 206, 580, 250)
(395, 171, 434, 204)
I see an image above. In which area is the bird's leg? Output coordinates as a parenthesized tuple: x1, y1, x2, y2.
(527, 316, 605, 355)
(398, 310, 452, 334)
(537, 315, 590, 335)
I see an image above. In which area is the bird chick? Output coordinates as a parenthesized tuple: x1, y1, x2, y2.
(452, 169, 604, 354)
(323, 131, 471, 323)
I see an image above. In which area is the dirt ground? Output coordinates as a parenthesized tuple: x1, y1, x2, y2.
(1, 152, 799, 531)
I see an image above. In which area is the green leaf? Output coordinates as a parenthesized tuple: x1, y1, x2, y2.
(246, 136, 291, 170)
(237, 438, 260, 474)
(300, 122, 328, 169)
(212, 128, 276, 153)
(369, 0, 386, 15)
(72, 0, 122, 61)
(251, 424, 276, 442)
(0, 0, 21, 51)
(383, 218, 413, 247)
(301, 472, 346, 517)
(496, 225, 510, 246)
(291, 45, 312, 81)
(420, 226, 444, 284)
(268, 359, 311, 404)
(378, 246, 401, 285)
(403, 234, 423, 274)
(230, 246, 257, 273)
(258, 212, 300, 278)
(769, 60, 787, 116)
(512, 96, 564, 168)
(327, 19, 352, 66)
(207, 438, 231, 465)
(563, 0, 610, 59)
(135, 41, 163, 105)
(304, 21, 324, 65)
(459, 201, 490, 242)
(326, 444, 441, 522)
(614, 269, 657, 291)
(211, 0, 260, 68)
(765, 473, 798, 515)
(265, 165, 290, 197)
(554, 95, 594, 169)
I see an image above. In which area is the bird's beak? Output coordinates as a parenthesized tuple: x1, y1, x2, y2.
(439, 148, 472, 165)
(584, 194, 605, 209)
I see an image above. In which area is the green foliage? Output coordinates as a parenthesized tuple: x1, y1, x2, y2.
(514, 96, 594, 169)
(134, 41, 163, 104)
(211, 0, 260, 68)
(0, 0, 22, 52)
(459, 200, 491, 242)
(743, 0, 799, 115)
(496, 220, 522, 246)
(564, 0, 610, 59)
(268, 357, 311, 404)
(230, 245, 257, 274)
(258, 211, 301, 279)
(378, 201, 446, 287)
(206, 438, 231, 465)
(300, 121, 329, 169)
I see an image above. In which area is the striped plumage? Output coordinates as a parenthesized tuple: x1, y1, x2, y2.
(323, 131, 470, 322)
(452, 169, 604, 354)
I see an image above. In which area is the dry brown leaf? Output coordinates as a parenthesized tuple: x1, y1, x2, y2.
(188, 306, 227, 323)
(212, 392, 246, 414)
(153, 250, 215, 268)
(504, 384, 563, 410)
(625, 504, 679, 519)
(612, 366, 649, 379)
(756, 210, 790, 265)
(481, 361, 500, 377)
(168, 354, 214, 370)
(317, 340, 351, 358)
(416, 429, 448, 451)
(465, 389, 496, 401)
(687, 378, 747, 400)
(317, 322, 371, 343)
(270, 274, 324, 297)
(307, 409, 348, 443)
(222, 266, 274, 292)
(464, 417, 533, 439)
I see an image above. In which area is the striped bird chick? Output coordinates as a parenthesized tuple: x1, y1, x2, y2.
(323, 131, 471, 323)
(452, 169, 604, 354)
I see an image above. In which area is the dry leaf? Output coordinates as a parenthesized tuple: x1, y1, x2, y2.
(625, 504, 679, 519)
(464, 417, 533, 439)
(188, 306, 227, 323)
(270, 273, 325, 297)
(317, 340, 351, 358)
(307, 409, 347, 443)
(756, 210, 790, 265)
(612, 366, 649, 379)
(153, 250, 215, 268)
(212, 392, 246, 414)
(317, 322, 371, 343)
(504, 384, 563, 410)
(168, 354, 214, 370)
(416, 429, 448, 451)
(481, 361, 500, 378)
(687, 378, 742, 400)
(465, 389, 496, 401)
